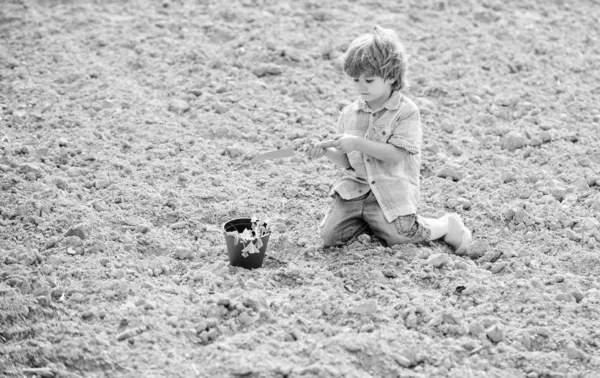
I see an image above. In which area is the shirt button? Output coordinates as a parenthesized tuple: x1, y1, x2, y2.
(371, 180, 375, 184)
(366, 158, 371, 162)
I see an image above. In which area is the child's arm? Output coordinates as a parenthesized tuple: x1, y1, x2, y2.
(334, 134, 408, 163)
(306, 143, 351, 168)
(323, 147, 351, 168)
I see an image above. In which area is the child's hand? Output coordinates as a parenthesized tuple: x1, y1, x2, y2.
(333, 134, 359, 153)
(304, 139, 326, 159)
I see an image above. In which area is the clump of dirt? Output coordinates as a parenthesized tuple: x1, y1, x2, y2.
(1, 0, 600, 377)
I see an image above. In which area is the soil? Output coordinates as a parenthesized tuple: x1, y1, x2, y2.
(2, 1, 600, 377)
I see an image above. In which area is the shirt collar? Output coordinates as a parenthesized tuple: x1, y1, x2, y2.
(358, 91, 402, 113)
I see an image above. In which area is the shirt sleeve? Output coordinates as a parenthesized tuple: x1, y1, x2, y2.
(388, 103, 422, 155)
(336, 111, 345, 134)
(337, 104, 352, 134)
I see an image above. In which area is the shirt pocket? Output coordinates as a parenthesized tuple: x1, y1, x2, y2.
(347, 150, 366, 173)
(370, 124, 394, 144)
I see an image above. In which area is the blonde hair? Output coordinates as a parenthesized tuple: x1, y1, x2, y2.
(343, 25, 408, 91)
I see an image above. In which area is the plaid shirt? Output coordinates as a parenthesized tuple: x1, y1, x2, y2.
(331, 91, 422, 223)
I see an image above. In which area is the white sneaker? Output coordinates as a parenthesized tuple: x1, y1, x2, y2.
(444, 214, 472, 254)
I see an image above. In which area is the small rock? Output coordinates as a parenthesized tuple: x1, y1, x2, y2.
(309, 309, 323, 319)
(45, 236, 60, 249)
(565, 229, 581, 242)
(19, 253, 36, 266)
(574, 178, 590, 192)
(351, 299, 378, 315)
(551, 188, 566, 202)
(555, 293, 575, 303)
(64, 223, 91, 240)
(553, 274, 565, 283)
(427, 253, 449, 268)
(252, 63, 283, 77)
(495, 93, 519, 107)
(490, 261, 506, 274)
(404, 312, 419, 329)
(565, 345, 587, 360)
(170, 221, 187, 229)
(174, 247, 193, 260)
(226, 145, 244, 159)
(284, 331, 298, 342)
(486, 324, 505, 343)
(166, 316, 179, 327)
(440, 120, 456, 133)
(437, 165, 464, 181)
(582, 218, 599, 231)
(519, 189, 532, 199)
(446, 197, 471, 210)
(492, 156, 507, 167)
(563, 133, 578, 143)
(357, 234, 371, 244)
(296, 238, 308, 247)
(87, 241, 106, 254)
(36, 296, 50, 306)
(541, 130, 552, 143)
(571, 290, 584, 303)
(168, 99, 190, 114)
(585, 175, 600, 187)
(501, 171, 518, 183)
(394, 354, 412, 368)
(465, 240, 489, 259)
(217, 298, 230, 307)
(382, 269, 398, 278)
(19, 163, 43, 178)
(481, 249, 502, 263)
(212, 100, 227, 114)
(501, 132, 527, 151)
(92, 201, 110, 212)
(135, 298, 148, 307)
(467, 321, 485, 336)
(112, 269, 126, 279)
(69, 292, 84, 303)
(50, 287, 64, 300)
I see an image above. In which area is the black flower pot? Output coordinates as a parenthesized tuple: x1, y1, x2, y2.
(222, 218, 270, 269)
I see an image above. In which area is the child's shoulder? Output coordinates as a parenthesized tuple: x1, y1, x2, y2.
(398, 92, 418, 111)
(396, 93, 420, 117)
(337, 99, 363, 118)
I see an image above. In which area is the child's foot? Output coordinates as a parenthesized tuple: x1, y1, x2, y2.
(444, 214, 472, 254)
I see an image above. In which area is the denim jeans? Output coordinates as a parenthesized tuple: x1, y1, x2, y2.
(320, 191, 431, 247)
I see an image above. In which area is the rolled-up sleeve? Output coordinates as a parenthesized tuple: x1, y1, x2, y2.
(388, 105, 421, 155)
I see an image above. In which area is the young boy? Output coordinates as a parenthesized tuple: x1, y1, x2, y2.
(307, 26, 472, 253)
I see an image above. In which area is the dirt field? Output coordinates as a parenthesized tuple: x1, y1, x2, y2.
(1, 0, 600, 377)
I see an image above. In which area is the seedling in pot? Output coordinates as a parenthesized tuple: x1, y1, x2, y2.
(226, 215, 271, 258)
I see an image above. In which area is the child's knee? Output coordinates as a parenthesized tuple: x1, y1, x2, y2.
(320, 222, 338, 247)
(321, 234, 337, 247)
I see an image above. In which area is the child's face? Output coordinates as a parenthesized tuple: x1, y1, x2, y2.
(352, 74, 394, 109)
